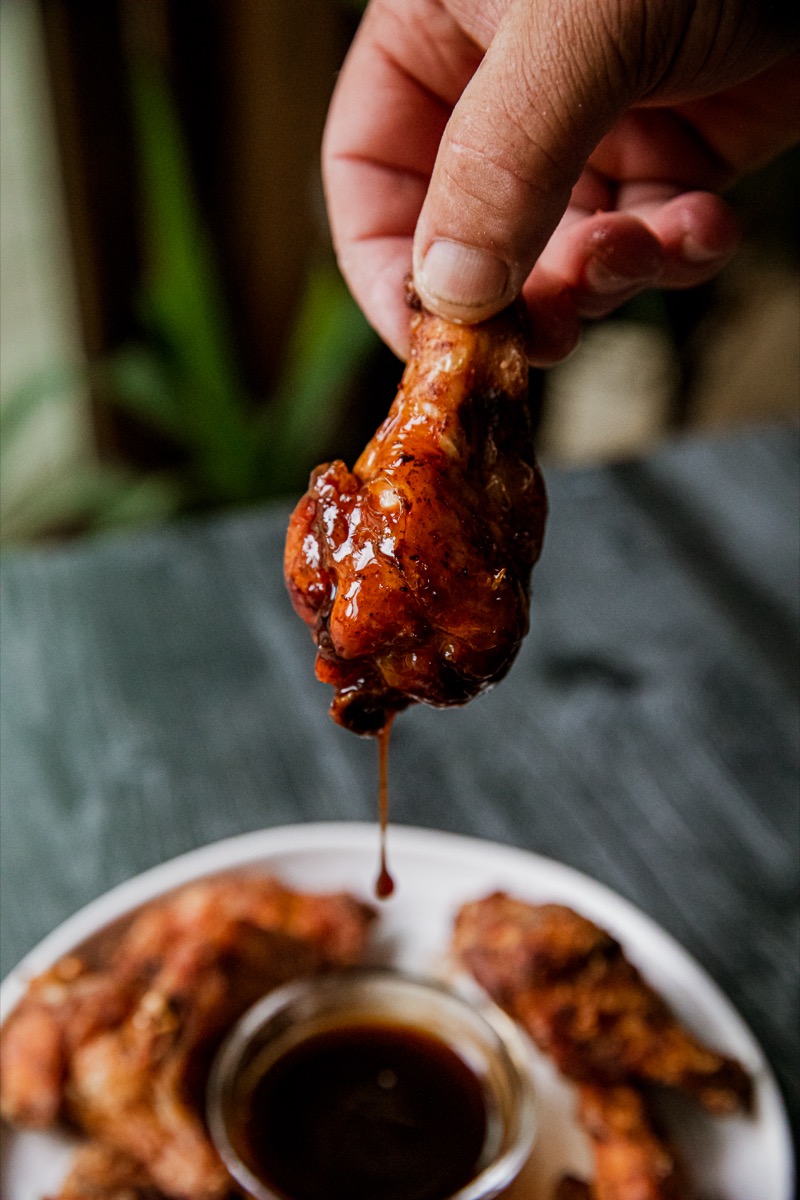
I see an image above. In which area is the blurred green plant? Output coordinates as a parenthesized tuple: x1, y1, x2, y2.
(0, 62, 377, 545)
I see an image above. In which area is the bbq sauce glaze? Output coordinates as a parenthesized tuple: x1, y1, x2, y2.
(375, 720, 395, 898)
(230, 1022, 488, 1200)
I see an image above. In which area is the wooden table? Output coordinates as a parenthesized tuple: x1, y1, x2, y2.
(2, 424, 798, 1137)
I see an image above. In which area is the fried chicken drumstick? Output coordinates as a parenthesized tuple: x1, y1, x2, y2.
(453, 893, 752, 1114)
(557, 1084, 690, 1200)
(1, 877, 374, 1200)
(284, 296, 547, 734)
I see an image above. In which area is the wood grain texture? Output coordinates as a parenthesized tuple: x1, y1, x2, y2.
(1, 425, 798, 1131)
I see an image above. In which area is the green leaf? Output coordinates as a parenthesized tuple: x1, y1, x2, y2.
(94, 346, 184, 440)
(0, 366, 84, 465)
(0, 458, 187, 544)
(265, 261, 378, 492)
(128, 61, 260, 500)
(2, 65, 381, 541)
(88, 472, 187, 531)
(0, 462, 133, 544)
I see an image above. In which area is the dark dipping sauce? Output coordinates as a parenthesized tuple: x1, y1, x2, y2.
(230, 1022, 488, 1200)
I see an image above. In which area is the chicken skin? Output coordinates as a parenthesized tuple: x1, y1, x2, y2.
(1, 877, 374, 1200)
(559, 1084, 690, 1200)
(51, 1142, 169, 1200)
(284, 296, 547, 733)
(453, 893, 751, 1114)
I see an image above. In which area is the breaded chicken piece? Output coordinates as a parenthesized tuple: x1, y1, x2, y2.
(51, 1142, 171, 1200)
(575, 1084, 689, 1200)
(453, 892, 751, 1114)
(2, 877, 374, 1200)
(0, 956, 129, 1129)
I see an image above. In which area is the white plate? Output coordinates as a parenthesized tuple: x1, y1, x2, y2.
(1, 822, 793, 1200)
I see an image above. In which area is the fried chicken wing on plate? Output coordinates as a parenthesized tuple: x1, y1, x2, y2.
(51, 1142, 169, 1200)
(1, 877, 374, 1200)
(568, 1084, 689, 1200)
(453, 893, 751, 1114)
(0, 957, 130, 1130)
(285, 296, 547, 733)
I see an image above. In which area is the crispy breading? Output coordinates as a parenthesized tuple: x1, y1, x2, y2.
(453, 892, 751, 1114)
(2, 877, 374, 1200)
(50, 1142, 170, 1200)
(575, 1084, 689, 1200)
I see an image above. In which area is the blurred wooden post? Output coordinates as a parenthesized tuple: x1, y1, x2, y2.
(38, 0, 141, 459)
(38, 0, 354, 462)
(211, 0, 347, 398)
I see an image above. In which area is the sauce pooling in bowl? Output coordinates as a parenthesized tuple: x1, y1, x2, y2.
(229, 1022, 488, 1200)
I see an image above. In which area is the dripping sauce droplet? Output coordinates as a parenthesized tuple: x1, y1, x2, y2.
(375, 718, 395, 899)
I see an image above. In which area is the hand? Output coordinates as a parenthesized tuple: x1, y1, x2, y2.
(323, 0, 800, 361)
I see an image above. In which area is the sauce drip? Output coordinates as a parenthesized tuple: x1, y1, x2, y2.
(230, 1022, 488, 1200)
(375, 718, 395, 898)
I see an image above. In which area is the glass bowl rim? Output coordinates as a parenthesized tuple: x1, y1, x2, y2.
(206, 965, 538, 1200)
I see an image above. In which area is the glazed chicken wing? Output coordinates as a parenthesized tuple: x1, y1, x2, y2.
(453, 893, 751, 1114)
(2, 877, 374, 1200)
(284, 296, 547, 733)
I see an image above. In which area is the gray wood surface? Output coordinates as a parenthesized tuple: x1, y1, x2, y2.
(1, 424, 798, 1134)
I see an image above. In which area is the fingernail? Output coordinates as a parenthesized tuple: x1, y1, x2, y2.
(681, 234, 722, 263)
(418, 240, 508, 310)
(584, 258, 652, 295)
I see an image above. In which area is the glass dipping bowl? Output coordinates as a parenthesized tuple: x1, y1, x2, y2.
(207, 967, 537, 1200)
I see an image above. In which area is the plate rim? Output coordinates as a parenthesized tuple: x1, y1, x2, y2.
(1, 820, 794, 1197)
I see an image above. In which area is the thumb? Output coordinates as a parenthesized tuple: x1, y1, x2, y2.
(412, 0, 645, 322)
